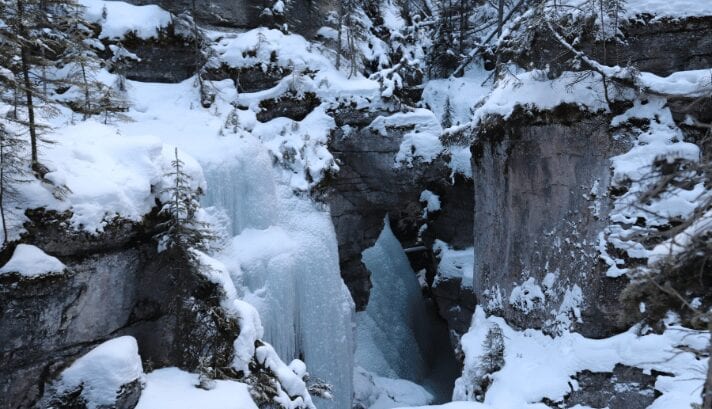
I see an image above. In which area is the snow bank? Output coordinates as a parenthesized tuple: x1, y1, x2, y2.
(368, 109, 444, 167)
(432, 241, 474, 286)
(422, 69, 490, 128)
(354, 366, 434, 409)
(18, 120, 204, 233)
(624, 0, 712, 20)
(250, 106, 338, 190)
(136, 368, 257, 409)
(0, 244, 65, 277)
(79, 0, 172, 40)
(473, 70, 609, 124)
(450, 308, 709, 409)
(639, 69, 712, 98)
(212, 28, 381, 103)
(58, 336, 144, 409)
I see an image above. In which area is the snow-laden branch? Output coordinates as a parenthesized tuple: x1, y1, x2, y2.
(451, 0, 529, 77)
(545, 18, 712, 100)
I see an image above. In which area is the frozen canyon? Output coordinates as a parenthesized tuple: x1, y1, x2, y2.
(0, 0, 710, 408)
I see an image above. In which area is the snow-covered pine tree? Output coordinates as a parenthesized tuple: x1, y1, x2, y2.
(0, 123, 29, 245)
(441, 96, 454, 128)
(428, 0, 477, 77)
(60, 2, 105, 119)
(97, 85, 129, 124)
(156, 148, 214, 253)
(0, 0, 93, 174)
(474, 323, 505, 401)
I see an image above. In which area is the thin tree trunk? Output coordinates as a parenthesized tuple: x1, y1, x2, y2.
(497, 0, 504, 38)
(16, 0, 38, 172)
(336, 13, 343, 70)
(81, 61, 90, 119)
(20, 50, 38, 171)
(703, 321, 712, 409)
(0, 139, 7, 245)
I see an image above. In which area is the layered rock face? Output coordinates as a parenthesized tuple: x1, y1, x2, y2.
(125, 0, 328, 36)
(323, 107, 453, 309)
(507, 15, 712, 77)
(0, 211, 237, 409)
(472, 107, 631, 338)
(471, 14, 712, 339)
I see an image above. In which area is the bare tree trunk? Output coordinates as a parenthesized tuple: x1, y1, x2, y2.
(17, 0, 39, 172)
(336, 13, 343, 70)
(81, 61, 90, 119)
(20, 53, 37, 170)
(703, 321, 712, 409)
(497, 0, 504, 38)
(0, 137, 7, 245)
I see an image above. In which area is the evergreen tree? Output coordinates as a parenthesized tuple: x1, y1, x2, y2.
(441, 96, 454, 128)
(60, 3, 104, 119)
(474, 324, 505, 401)
(156, 148, 214, 253)
(0, 123, 29, 246)
(1, 0, 96, 174)
(97, 84, 129, 124)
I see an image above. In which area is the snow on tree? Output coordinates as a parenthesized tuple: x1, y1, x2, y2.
(156, 148, 215, 253)
(441, 96, 454, 128)
(0, 0, 100, 174)
(0, 123, 29, 245)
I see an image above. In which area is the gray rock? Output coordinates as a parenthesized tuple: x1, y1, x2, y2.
(318, 106, 454, 309)
(124, 0, 330, 38)
(471, 105, 632, 338)
(504, 15, 712, 77)
(0, 211, 238, 409)
(556, 364, 663, 409)
(431, 277, 475, 344)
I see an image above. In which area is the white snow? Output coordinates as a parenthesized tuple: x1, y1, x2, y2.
(0, 244, 65, 277)
(79, 0, 173, 40)
(355, 366, 434, 409)
(602, 97, 704, 277)
(135, 368, 257, 409)
(508, 277, 545, 314)
(473, 70, 610, 124)
(368, 109, 444, 167)
(15, 119, 204, 233)
(419, 190, 441, 217)
(624, 0, 712, 20)
(58, 336, 144, 409)
(422, 67, 490, 127)
(448, 307, 709, 409)
(432, 240, 474, 287)
(639, 69, 712, 97)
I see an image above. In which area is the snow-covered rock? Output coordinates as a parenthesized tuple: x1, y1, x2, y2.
(53, 336, 144, 409)
(0, 244, 65, 277)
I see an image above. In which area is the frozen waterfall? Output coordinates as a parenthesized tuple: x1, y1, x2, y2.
(201, 136, 354, 409)
(356, 218, 459, 406)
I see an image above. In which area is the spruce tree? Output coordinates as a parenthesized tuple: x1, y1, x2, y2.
(441, 96, 454, 128)
(156, 148, 214, 253)
(1, 0, 97, 173)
